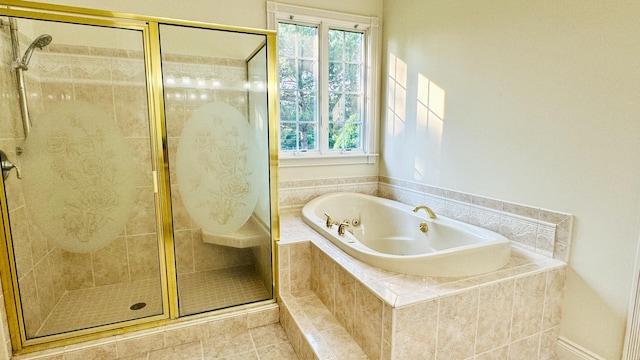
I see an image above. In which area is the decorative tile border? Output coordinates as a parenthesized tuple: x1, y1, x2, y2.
(278, 176, 379, 209)
(378, 176, 573, 262)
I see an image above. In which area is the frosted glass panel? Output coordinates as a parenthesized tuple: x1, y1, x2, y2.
(0, 17, 163, 338)
(22, 101, 137, 253)
(160, 24, 272, 316)
(176, 102, 259, 235)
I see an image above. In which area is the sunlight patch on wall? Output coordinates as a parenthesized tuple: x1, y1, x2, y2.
(414, 73, 445, 181)
(387, 53, 407, 136)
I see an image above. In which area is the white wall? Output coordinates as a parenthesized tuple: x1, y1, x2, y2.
(381, 0, 640, 358)
(29, 0, 382, 30)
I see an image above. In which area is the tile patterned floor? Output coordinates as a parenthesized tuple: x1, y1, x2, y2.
(144, 322, 298, 360)
(178, 265, 271, 316)
(36, 265, 271, 337)
(19, 321, 299, 360)
(37, 278, 163, 337)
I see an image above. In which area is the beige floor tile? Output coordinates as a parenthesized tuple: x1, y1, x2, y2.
(202, 328, 255, 358)
(219, 350, 260, 360)
(147, 341, 203, 360)
(250, 323, 289, 348)
(256, 342, 298, 360)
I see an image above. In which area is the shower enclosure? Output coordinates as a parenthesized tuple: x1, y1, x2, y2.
(0, 2, 278, 354)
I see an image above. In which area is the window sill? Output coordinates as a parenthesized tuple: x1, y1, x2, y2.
(279, 153, 378, 167)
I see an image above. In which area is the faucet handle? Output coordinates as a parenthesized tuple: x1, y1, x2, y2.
(324, 212, 333, 228)
(338, 222, 350, 236)
(0, 150, 22, 180)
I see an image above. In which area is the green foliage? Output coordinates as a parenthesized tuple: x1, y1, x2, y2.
(278, 24, 364, 152)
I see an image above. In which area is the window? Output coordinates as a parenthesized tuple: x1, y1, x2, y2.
(268, 2, 379, 165)
(277, 23, 319, 151)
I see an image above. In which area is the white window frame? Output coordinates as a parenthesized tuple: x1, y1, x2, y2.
(267, 1, 379, 167)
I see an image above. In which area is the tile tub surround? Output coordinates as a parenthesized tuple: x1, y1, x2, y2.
(279, 176, 379, 210)
(12, 304, 287, 360)
(279, 175, 573, 262)
(278, 209, 567, 359)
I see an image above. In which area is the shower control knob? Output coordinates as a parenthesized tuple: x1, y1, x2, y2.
(0, 150, 22, 180)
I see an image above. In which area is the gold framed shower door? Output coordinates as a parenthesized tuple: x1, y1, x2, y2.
(0, 0, 280, 354)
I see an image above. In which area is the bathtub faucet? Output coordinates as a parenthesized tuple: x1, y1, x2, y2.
(338, 222, 350, 236)
(324, 212, 333, 228)
(413, 205, 437, 220)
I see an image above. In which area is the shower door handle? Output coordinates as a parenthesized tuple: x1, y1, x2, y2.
(0, 150, 22, 180)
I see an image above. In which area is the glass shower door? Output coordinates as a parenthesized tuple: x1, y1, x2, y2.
(0, 17, 165, 338)
(158, 24, 273, 316)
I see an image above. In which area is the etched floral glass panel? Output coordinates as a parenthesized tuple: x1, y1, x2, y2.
(0, 17, 163, 338)
(159, 25, 273, 316)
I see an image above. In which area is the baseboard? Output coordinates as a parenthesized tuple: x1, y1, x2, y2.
(557, 337, 605, 360)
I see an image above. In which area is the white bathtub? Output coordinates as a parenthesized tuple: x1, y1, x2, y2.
(301, 192, 511, 277)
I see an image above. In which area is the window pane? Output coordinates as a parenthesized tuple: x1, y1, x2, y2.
(345, 31, 363, 62)
(278, 23, 297, 57)
(299, 122, 317, 150)
(277, 22, 318, 152)
(328, 28, 364, 151)
(329, 92, 344, 122)
(328, 62, 344, 92)
(299, 60, 316, 90)
(280, 122, 298, 150)
(345, 64, 362, 92)
(344, 122, 362, 149)
(329, 122, 361, 150)
(280, 90, 297, 121)
(329, 117, 362, 149)
(279, 58, 297, 90)
(345, 94, 361, 122)
(299, 92, 317, 122)
(329, 122, 343, 149)
(298, 26, 318, 58)
(328, 30, 344, 61)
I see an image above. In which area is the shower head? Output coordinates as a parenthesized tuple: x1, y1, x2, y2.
(19, 34, 52, 69)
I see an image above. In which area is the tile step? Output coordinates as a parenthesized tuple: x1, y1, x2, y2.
(279, 292, 368, 360)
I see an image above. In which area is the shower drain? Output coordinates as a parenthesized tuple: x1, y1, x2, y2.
(129, 302, 147, 311)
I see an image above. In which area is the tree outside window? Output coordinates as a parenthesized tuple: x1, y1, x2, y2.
(269, 2, 379, 163)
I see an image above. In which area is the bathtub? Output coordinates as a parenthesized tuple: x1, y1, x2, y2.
(301, 192, 511, 277)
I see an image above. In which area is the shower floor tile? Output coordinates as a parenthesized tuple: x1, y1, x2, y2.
(35, 265, 270, 337)
(36, 278, 163, 337)
(178, 265, 271, 316)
